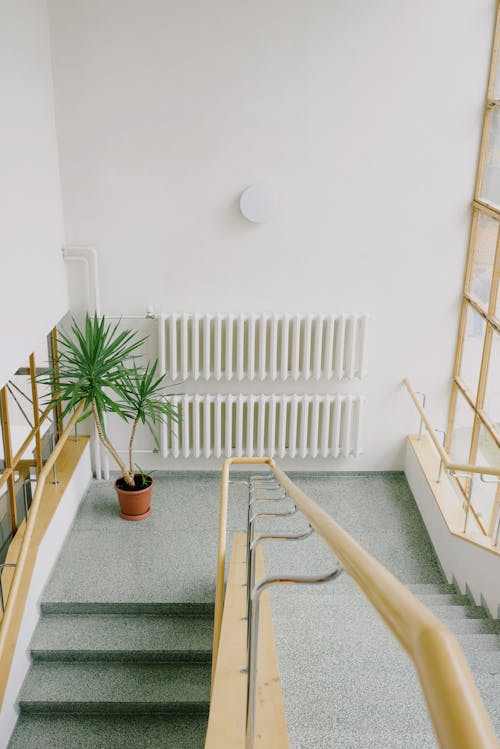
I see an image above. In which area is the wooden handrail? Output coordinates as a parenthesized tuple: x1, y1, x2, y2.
(404, 378, 500, 478)
(213, 457, 499, 749)
(0, 402, 84, 706)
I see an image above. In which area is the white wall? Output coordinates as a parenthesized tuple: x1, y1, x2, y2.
(405, 439, 500, 618)
(48, 0, 495, 470)
(0, 0, 68, 389)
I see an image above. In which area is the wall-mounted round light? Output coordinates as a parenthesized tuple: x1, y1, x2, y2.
(239, 183, 278, 223)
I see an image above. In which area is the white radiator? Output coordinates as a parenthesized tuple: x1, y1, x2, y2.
(160, 394, 364, 460)
(161, 313, 368, 381)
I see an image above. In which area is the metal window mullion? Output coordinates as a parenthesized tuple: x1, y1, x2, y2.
(0, 387, 17, 534)
(29, 353, 42, 475)
(48, 328, 63, 440)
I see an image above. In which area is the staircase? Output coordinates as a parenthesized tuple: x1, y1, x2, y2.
(6, 473, 500, 748)
(9, 604, 213, 747)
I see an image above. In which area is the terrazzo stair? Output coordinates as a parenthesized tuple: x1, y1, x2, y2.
(6, 473, 500, 748)
(9, 606, 213, 748)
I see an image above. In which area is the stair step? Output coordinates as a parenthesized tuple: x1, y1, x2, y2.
(455, 633, 500, 652)
(406, 583, 455, 595)
(31, 614, 213, 663)
(413, 593, 469, 606)
(9, 714, 208, 749)
(465, 650, 500, 674)
(422, 604, 488, 620)
(40, 601, 214, 616)
(19, 662, 211, 715)
(438, 617, 500, 635)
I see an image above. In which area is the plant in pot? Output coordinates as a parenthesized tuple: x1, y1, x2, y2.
(44, 313, 179, 520)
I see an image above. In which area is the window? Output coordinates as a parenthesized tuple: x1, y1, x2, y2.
(446, 7, 500, 533)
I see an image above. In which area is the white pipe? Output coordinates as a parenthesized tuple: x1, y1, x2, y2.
(63, 246, 102, 478)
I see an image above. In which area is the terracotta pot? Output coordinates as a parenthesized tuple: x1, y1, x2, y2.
(114, 475, 154, 521)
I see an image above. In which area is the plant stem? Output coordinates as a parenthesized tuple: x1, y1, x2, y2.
(129, 416, 139, 474)
(92, 401, 135, 486)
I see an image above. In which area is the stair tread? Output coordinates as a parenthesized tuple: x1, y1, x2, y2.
(40, 601, 214, 616)
(31, 614, 213, 659)
(9, 714, 208, 749)
(19, 661, 211, 709)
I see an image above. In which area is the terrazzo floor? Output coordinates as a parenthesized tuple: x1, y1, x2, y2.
(9, 471, 500, 748)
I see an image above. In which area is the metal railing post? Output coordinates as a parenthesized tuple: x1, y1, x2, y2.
(246, 566, 343, 749)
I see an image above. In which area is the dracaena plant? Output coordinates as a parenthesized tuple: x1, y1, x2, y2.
(44, 313, 179, 488)
(114, 360, 180, 477)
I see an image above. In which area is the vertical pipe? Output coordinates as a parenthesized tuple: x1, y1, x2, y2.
(246, 395, 255, 458)
(225, 395, 234, 458)
(257, 396, 266, 456)
(311, 395, 320, 458)
(299, 396, 309, 458)
(181, 313, 189, 380)
(332, 395, 342, 458)
(192, 313, 200, 381)
(278, 396, 288, 459)
(291, 316, 300, 380)
(237, 314, 246, 381)
(302, 314, 312, 381)
(215, 395, 222, 459)
(193, 395, 201, 458)
(345, 316, 357, 380)
(158, 313, 168, 459)
(325, 316, 335, 380)
(236, 395, 244, 456)
(280, 314, 290, 380)
(258, 316, 267, 381)
(313, 315, 323, 380)
(182, 394, 191, 458)
(171, 396, 180, 458)
(204, 396, 212, 459)
(247, 314, 256, 381)
(269, 314, 278, 381)
(289, 396, 298, 459)
(268, 395, 277, 458)
(342, 395, 353, 457)
(354, 396, 365, 457)
(169, 314, 179, 381)
(215, 314, 223, 381)
(358, 315, 368, 379)
(226, 314, 235, 381)
(321, 397, 331, 458)
(203, 315, 212, 380)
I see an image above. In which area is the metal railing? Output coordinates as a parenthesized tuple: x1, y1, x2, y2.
(404, 378, 500, 543)
(212, 457, 499, 749)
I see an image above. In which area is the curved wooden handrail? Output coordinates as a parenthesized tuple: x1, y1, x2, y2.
(0, 402, 84, 705)
(212, 457, 499, 749)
